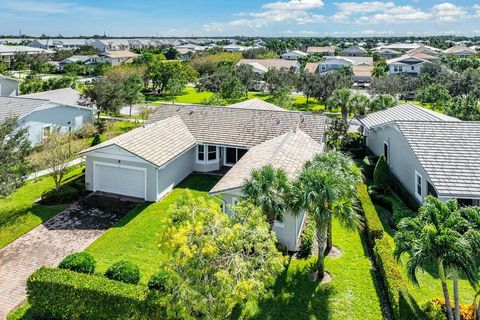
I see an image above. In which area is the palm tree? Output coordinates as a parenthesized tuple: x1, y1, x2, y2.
(242, 165, 290, 228)
(368, 94, 397, 113)
(349, 93, 370, 116)
(327, 89, 353, 121)
(289, 151, 363, 280)
(394, 197, 479, 320)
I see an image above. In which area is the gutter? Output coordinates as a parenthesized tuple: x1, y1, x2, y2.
(210, 194, 226, 212)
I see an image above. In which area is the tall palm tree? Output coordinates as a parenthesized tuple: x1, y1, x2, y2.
(349, 93, 370, 116)
(327, 88, 353, 121)
(368, 94, 397, 113)
(242, 165, 290, 228)
(394, 197, 479, 320)
(289, 151, 363, 280)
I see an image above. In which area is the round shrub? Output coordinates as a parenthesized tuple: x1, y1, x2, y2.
(105, 261, 141, 285)
(58, 252, 96, 274)
(41, 185, 79, 205)
(148, 270, 173, 291)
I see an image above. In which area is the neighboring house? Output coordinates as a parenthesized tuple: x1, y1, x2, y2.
(281, 50, 308, 60)
(0, 44, 53, 68)
(407, 45, 440, 57)
(374, 43, 422, 52)
(21, 88, 82, 106)
(443, 45, 477, 57)
(176, 48, 194, 60)
(306, 56, 373, 85)
(28, 39, 93, 50)
(91, 39, 131, 52)
(175, 43, 205, 52)
(223, 44, 247, 52)
(80, 101, 327, 251)
(236, 59, 300, 74)
(375, 48, 402, 59)
(386, 55, 429, 75)
(340, 46, 367, 57)
(306, 46, 336, 56)
(128, 39, 153, 50)
(0, 94, 93, 145)
(356, 103, 480, 204)
(99, 51, 138, 66)
(0, 75, 19, 96)
(59, 55, 99, 68)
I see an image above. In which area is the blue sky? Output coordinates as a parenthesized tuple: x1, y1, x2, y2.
(0, 0, 479, 37)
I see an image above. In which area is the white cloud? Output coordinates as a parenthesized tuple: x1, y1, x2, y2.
(263, 0, 324, 10)
(475, 5, 480, 17)
(1, 0, 109, 15)
(431, 2, 468, 22)
(334, 1, 395, 14)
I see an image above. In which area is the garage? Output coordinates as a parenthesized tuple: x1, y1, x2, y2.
(94, 162, 146, 199)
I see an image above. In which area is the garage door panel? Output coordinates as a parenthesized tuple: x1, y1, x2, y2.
(95, 164, 145, 199)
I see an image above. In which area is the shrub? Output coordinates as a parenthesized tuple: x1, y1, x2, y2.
(105, 261, 141, 285)
(362, 155, 377, 180)
(357, 183, 383, 241)
(430, 298, 477, 320)
(90, 133, 102, 146)
(422, 300, 447, 320)
(148, 270, 173, 291)
(59, 252, 96, 274)
(27, 267, 164, 319)
(41, 185, 79, 205)
(298, 216, 315, 258)
(373, 154, 390, 190)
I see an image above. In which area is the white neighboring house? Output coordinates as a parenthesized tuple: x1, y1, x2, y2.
(0, 89, 93, 145)
(317, 56, 373, 73)
(59, 55, 100, 69)
(340, 45, 367, 57)
(236, 59, 300, 74)
(28, 39, 93, 50)
(386, 55, 429, 75)
(91, 39, 131, 52)
(443, 45, 477, 57)
(306, 46, 336, 56)
(281, 50, 308, 60)
(175, 43, 205, 52)
(0, 45, 53, 68)
(375, 48, 402, 60)
(99, 51, 138, 66)
(223, 44, 247, 52)
(80, 100, 327, 251)
(0, 75, 19, 96)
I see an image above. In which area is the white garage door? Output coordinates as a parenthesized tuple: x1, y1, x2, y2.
(94, 163, 146, 199)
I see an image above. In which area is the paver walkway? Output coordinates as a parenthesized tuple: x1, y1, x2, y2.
(0, 194, 140, 319)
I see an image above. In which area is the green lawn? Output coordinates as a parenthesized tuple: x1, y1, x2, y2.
(0, 167, 84, 249)
(85, 174, 383, 319)
(375, 205, 476, 306)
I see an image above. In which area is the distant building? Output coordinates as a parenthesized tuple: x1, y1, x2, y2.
(0, 44, 53, 68)
(306, 46, 336, 56)
(281, 50, 308, 60)
(99, 50, 138, 65)
(28, 39, 93, 50)
(340, 46, 367, 57)
(386, 55, 430, 75)
(304, 56, 374, 86)
(443, 45, 477, 57)
(375, 48, 402, 60)
(236, 59, 300, 74)
(91, 39, 131, 52)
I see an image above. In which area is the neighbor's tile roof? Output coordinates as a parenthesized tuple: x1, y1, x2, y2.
(357, 103, 459, 130)
(22, 88, 82, 107)
(444, 45, 477, 54)
(228, 98, 285, 111)
(304, 62, 319, 73)
(80, 116, 196, 167)
(306, 46, 336, 53)
(210, 129, 323, 194)
(237, 59, 298, 70)
(149, 104, 327, 147)
(0, 96, 49, 122)
(103, 50, 138, 59)
(396, 121, 480, 198)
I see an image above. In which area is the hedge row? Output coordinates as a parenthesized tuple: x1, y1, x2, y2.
(370, 189, 416, 227)
(357, 183, 425, 320)
(27, 267, 164, 320)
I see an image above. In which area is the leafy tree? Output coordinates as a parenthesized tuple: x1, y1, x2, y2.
(219, 76, 246, 100)
(189, 52, 242, 75)
(372, 60, 388, 78)
(349, 93, 370, 116)
(0, 117, 31, 197)
(417, 83, 451, 111)
(263, 67, 297, 94)
(63, 62, 87, 76)
(123, 73, 145, 117)
(394, 197, 479, 320)
(325, 118, 349, 151)
(327, 88, 353, 120)
(242, 165, 290, 227)
(0, 61, 8, 75)
(444, 95, 480, 120)
(289, 151, 362, 280)
(93, 61, 111, 76)
(311, 71, 353, 103)
(271, 86, 294, 109)
(148, 61, 195, 95)
(368, 94, 397, 113)
(163, 47, 179, 60)
(160, 194, 285, 319)
(235, 64, 257, 94)
(201, 94, 228, 106)
(296, 72, 321, 103)
(370, 74, 402, 96)
(242, 47, 276, 59)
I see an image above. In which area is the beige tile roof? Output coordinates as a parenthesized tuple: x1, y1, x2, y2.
(237, 59, 298, 70)
(149, 104, 327, 147)
(304, 62, 319, 73)
(228, 98, 284, 111)
(81, 116, 196, 167)
(352, 65, 373, 77)
(444, 45, 476, 55)
(104, 50, 138, 59)
(210, 129, 323, 194)
(306, 46, 336, 54)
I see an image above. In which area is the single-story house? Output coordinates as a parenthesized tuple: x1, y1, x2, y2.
(59, 55, 100, 68)
(340, 46, 367, 57)
(21, 87, 82, 106)
(443, 45, 477, 58)
(407, 45, 440, 57)
(236, 59, 300, 74)
(176, 48, 194, 60)
(281, 50, 308, 60)
(306, 46, 336, 56)
(91, 39, 131, 52)
(0, 92, 93, 145)
(386, 55, 430, 75)
(305, 56, 373, 85)
(0, 75, 19, 96)
(80, 100, 327, 251)
(175, 44, 205, 52)
(99, 51, 138, 66)
(356, 103, 480, 205)
(375, 48, 402, 60)
(223, 44, 247, 52)
(0, 44, 53, 68)
(28, 39, 94, 51)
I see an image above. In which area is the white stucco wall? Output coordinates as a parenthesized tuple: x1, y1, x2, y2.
(0, 77, 19, 96)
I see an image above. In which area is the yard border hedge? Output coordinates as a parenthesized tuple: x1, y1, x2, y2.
(357, 183, 425, 320)
(27, 267, 164, 320)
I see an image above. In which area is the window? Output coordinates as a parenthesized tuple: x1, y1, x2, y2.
(197, 144, 217, 163)
(225, 148, 248, 166)
(415, 171, 422, 201)
(42, 125, 51, 138)
(411, 66, 415, 71)
(383, 141, 389, 162)
(208, 145, 217, 161)
(197, 145, 205, 161)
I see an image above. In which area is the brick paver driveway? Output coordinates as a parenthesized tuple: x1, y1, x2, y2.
(0, 193, 140, 319)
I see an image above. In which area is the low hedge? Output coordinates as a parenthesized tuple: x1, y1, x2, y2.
(41, 185, 80, 205)
(370, 189, 415, 226)
(357, 183, 383, 241)
(27, 267, 164, 320)
(59, 252, 96, 274)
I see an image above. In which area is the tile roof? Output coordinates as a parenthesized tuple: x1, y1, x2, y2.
(357, 103, 459, 130)
(22, 88, 82, 107)
(228, 98, 285, 111)
(210, 129, 323, 194)
(103, 50, 138, 59)
(80, 116, 196, 167)
(304, 62, 319, 73)
(0, 96, 49, 122)
(395, 121, 480, 198)
(149, 104, 327, 147)
(306, 46, 336, 53)
(444, 45, 477, 54)
(237, 59, 298, 70)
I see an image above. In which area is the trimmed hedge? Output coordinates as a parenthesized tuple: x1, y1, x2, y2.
(27, 267, 164, 320)
(298, 215, 316, 258)
(59, 252, 96, 274)
(41, 185, 79, 205)
(105, 260, 141, 285)
(357, 184, 384, 241)
(370, 189, 415, 226)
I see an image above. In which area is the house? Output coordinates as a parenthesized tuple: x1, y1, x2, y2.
(375, 48, 402, 60)
(443, 45, 477, 58)
(91, 39, 131, 52)
(356, 103, 480, 205)
(306, 56, 373, 85)
(236, 59, 300, 74)
(176, 48, 194, 60)
(374, 43, 422, 52)
(99, 51, 138, 66)
(28, 39, 93, 51)
(306, 46, 336, 56)
(223, 44, 247, 52)
(0, 75, 19, 96)
(407, 45, 440, 57)
(386, 55, 429, 75)
(0, 90, 93, 145)
(80, 101, 327, 251)
(21, 87, 83, 106)
(0, 45, 53, 68)
(340, 46, 367, 57)
(281, 50, 308, 60)
(59, 55, 99, 68)
(175, 44, 205, 52)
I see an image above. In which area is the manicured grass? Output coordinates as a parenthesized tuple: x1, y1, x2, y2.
(241, 219, 383, 320)
(374, 205, 476, 305)
(0, 167, 84, 249)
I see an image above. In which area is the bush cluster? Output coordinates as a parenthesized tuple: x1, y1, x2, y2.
(298, 216, 316, 258)
(148, 270, 173, 291)
(105, 260, 141, 285)
(370, 188, 415, 226)
(59, 252, 96, 274)
(41, 185, 79, 205)
(362, 155, 377, 180)
(427, 298, 478, 320)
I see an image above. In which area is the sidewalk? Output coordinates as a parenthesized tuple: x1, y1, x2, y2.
(26, 158, 84, 180)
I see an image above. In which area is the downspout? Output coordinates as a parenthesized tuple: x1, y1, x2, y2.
(211, 194, 226, 213)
